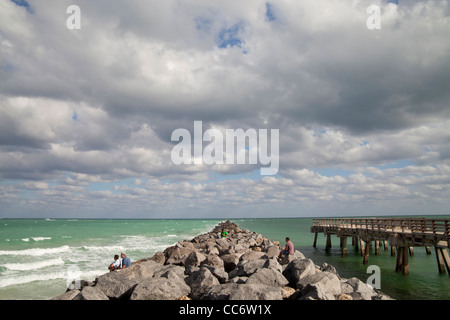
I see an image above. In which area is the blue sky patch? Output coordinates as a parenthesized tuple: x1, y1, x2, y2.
(217, 24, 243, 49)
(265, 3, 276, 22)
(10, 0, 32, 13)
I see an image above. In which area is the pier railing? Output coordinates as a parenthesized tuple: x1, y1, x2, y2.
(312, 217, 449, 238)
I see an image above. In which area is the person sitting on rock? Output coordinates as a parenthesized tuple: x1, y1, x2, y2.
(277, 237, 294, 262)
(108, 254, 122, 272)
(220, 229, 228, 238)
(121, 252, 131, 269)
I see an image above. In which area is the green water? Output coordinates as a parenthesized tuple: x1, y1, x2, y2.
(0, 217, 448, 300)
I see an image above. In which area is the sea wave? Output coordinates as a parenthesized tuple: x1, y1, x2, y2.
(0, 268, 105, 289)
(1, 258, 65, 271)
(31, 237, 52, 242)
(0, 245, 71, 257)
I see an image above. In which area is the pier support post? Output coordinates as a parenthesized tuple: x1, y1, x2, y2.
(359, 238, 365, 256)
(383, 240, 388, 251)
(403, 246, 409, 275)
(395, 246, 409, 275)
(391, 246, 395, 256)
(409, 247, 414, 256)
(442, 249, 450, 275)
(375, 240, 380, 256)
(425, 247, 431, 255)
(313, 232, 318, 248)
(353, 236, 359, 251)
(395, 247, 403, 272)
(340, 237, 347, 257)
(362, 241, 370, 264)
(435, 247, 450, 275)
(325, 234, 332, 252)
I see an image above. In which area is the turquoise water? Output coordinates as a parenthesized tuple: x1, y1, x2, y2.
(0, 219, 222, 300)
(0, 217, 448, 300)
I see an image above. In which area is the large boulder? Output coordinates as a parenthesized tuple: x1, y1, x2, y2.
(240, 251, 268, 262)
(296, 271, 341, 296)
(76, 286, 109, 300)
(165, 246, 196, 266)
(340, 277, 377, 300)
(130, 277, 191, 300)
(185, 267, 220, 300)
(246, 268, 289, 287)
(202, 254, 225, 269)
(184, 251, 207, 267)
(294, 282, 336, 300)
(201, 283, 284, 300)
(94, 272, 139, 300)
(220, 253, 240, 272)
(282, 259, 316, 287)
(94, 260, 164, 299)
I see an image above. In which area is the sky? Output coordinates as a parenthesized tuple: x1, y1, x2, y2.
(1, 0, 449, 219)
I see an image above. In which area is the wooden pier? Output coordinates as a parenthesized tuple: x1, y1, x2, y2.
(311, 217, 450, 275)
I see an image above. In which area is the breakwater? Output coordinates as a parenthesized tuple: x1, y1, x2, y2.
(52, 220, 392, 300)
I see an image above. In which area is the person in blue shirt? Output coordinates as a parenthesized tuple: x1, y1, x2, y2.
(121, 252, 131, 269)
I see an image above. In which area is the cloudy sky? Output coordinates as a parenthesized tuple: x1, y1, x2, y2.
(1, 0, 449, 218)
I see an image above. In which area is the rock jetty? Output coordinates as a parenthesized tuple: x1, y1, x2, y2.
(52, 220, 393, 300)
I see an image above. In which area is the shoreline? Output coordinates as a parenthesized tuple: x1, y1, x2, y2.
(52, 220, 393, 300)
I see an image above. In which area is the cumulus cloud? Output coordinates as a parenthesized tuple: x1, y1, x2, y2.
(1, 0, 449, 217)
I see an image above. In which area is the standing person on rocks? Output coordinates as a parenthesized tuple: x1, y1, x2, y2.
(121, 252, 131, 269)
(220, 229, 228, 238)
(278, 237, 294, 262)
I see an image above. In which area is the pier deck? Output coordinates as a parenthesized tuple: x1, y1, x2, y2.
(311, 217, 450, 275)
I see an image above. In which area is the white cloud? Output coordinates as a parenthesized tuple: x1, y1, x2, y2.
(1, 0, 450, 217)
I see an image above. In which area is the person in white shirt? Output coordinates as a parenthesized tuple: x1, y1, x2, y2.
(108, 254, 122, 272)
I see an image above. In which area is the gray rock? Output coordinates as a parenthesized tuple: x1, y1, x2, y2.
(264, 246, 280, 258)
(51, 289, 80, 300)
(320, 263, 340, 279)
(240, 251, 268, 262)
(77, 286, 109, 300)
(204, 266, 229, 283)
(165, 246, 196, 266)
(184, 251, 207, 267)
(203, 254, 225, 269)
(282, 259, 316, 287)
(206, 245, 220, 256)
(229, 259, 266, 278)
(130, 277, 191, 300)
(148, 251, 166, 264)
(227, 276, 248, 284)
(202, 283, 284, 300)
(246, 268, 289, 287)
(297, 271, 341, 296)
(295, 282, 336, 300)
(341, 277, 377, 300)
(220, 253, 240, 272)
(185, 267, 220, 300)
(94, 271, 139, 299)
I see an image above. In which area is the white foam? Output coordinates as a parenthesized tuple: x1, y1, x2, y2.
(0, 245, 71, 257)
(1, 258, 65, 271)
(31, 237, 52, 242)
(21, 238, 30, 242)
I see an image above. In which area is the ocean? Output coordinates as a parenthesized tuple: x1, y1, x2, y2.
(0, 217, 448, 300)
